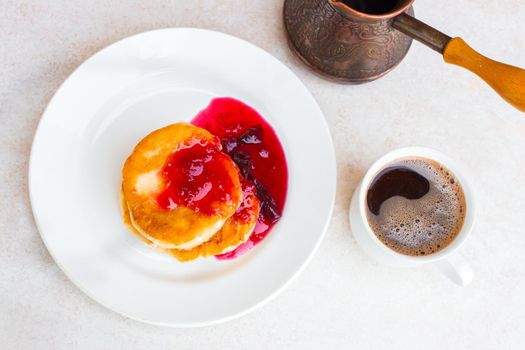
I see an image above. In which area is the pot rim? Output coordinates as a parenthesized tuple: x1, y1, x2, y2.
(329, 0, 415, 20)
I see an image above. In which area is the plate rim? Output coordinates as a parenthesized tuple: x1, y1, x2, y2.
(28, 27, 336, 327)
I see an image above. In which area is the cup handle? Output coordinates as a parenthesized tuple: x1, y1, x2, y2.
(434, 253, 474, 286)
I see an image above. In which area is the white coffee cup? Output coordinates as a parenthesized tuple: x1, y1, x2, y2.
(349, 147, 476, 286)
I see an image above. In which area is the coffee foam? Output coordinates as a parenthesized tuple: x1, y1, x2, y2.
(367, 158, 466, 256)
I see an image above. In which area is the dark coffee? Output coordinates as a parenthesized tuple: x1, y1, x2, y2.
(343, 0, 398, 15)
(366, 158, 466, 256)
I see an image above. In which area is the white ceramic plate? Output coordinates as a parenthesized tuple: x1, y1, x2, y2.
(29, 28, 335, 327)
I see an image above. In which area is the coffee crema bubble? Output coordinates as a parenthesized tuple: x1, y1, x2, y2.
(366, 157, 466, 256)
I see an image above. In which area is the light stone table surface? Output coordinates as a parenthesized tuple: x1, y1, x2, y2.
(2, 1, 525, 349)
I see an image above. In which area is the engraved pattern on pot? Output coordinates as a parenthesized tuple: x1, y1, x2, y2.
(284, 0, 413, 83)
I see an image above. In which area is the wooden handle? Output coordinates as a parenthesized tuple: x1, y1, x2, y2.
(443, 37, 525, 112)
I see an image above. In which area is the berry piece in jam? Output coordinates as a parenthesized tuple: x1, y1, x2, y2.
(240, 127, 263, 144)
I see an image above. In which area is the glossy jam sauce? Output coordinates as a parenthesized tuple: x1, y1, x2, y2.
(192, 97, 288, 259)
(156, 140, 238, 216)
(231, 179, 259, 225)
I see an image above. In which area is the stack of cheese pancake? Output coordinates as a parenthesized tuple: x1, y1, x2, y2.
(121, 122, 260, 262)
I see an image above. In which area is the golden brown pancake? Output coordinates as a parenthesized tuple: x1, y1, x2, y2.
(121, 181, 260, 261)
(121, 122, 242, 250)
(168, 180, 260, 261)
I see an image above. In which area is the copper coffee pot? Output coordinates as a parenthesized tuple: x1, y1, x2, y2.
(284, 0, 525, 112)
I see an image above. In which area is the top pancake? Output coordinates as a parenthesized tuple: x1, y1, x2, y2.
(121, 179, 260, 262)
(121, 122, 242, 249)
